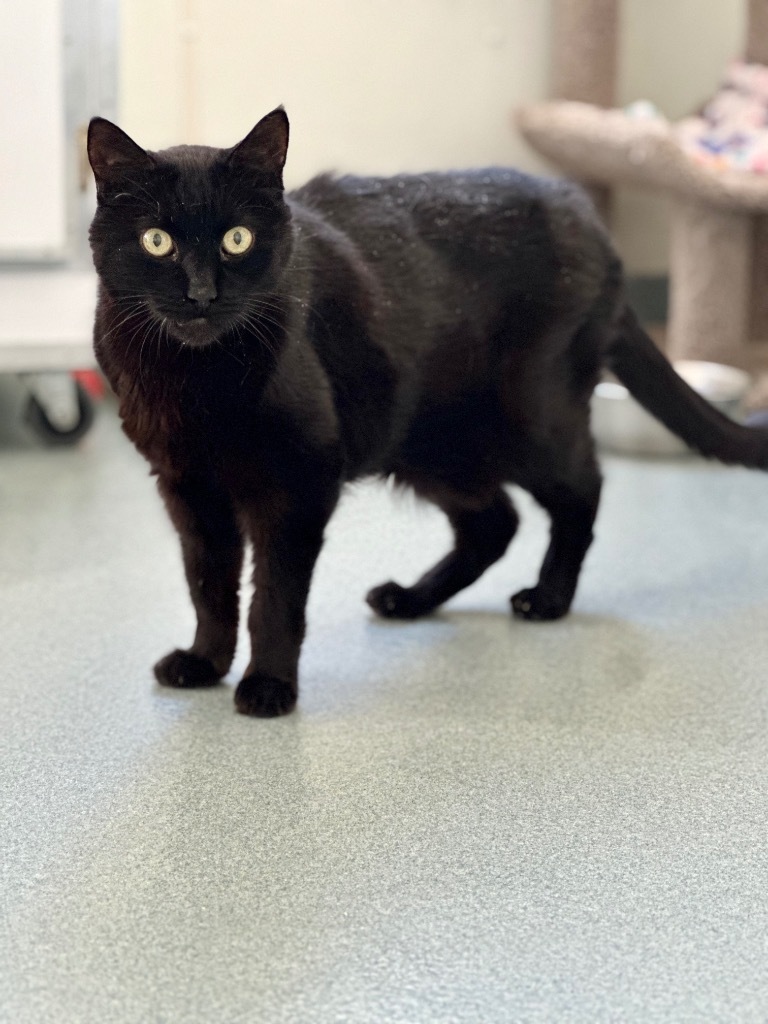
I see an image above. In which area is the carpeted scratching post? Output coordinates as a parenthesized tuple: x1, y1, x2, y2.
(549, 0, 618, 220)
(518, 0, 768, 373)
(668, 203, 751, 366)
(550, 0, 618, 106)
(746, 0, 768, 64)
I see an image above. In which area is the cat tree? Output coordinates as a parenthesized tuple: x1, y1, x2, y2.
(518, 0, 768, 373)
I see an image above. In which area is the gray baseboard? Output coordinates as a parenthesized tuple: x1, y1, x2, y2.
(625, 275, 668, 323)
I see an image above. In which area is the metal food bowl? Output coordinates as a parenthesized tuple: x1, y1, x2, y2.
(591, 360, 751, 456)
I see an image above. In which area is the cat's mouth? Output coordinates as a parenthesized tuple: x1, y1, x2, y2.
(169, 317, 220, 347)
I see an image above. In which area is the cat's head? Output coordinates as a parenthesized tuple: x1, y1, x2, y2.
(87, 108, 291, 348)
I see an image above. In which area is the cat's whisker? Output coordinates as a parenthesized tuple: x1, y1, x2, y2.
(242, 295, 296, 323)
(219, 336, 246, 368)
(239, 301, 284, 329)
(238, 296, 282, 317)
(245, 288, 326, 325)
(241, 293, 287, 312)
(236, 313, 276, 348)
(232, 325, 256, 386)
(160, 317, 172, 353)
(131, 318, 156, 385)
(236, 313, 281, 360)
(114, 306, 165, 388)
(99, 305, 150, 343)
(240, 307, 286, 337)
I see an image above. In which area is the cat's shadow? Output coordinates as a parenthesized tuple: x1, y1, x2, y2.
(363, 604, 633, 642)
(153, 606, 653, 728)
(306, 603, 657, 722)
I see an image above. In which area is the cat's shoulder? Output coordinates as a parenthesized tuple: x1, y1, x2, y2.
(288, 172, 404, 215)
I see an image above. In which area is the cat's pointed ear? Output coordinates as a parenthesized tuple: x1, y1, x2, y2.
(87, 117, 152, 185)
(228, 107, 289, 185)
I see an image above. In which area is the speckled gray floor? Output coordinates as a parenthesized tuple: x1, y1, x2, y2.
(3, 398, 768, 1023)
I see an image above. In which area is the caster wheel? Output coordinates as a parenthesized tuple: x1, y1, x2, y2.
(24, 378, 95, 446)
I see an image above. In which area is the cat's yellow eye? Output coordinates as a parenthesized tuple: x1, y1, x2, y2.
(140, 228, 174, 258)
(221, 226, 254, 256)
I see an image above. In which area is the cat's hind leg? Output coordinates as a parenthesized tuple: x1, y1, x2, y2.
(367, 488, 518, 619)
(510, 442, 602, 621)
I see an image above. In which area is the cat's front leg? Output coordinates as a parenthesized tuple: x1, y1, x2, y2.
(154, 474, 244, 688)
(236, 497, 337, 717)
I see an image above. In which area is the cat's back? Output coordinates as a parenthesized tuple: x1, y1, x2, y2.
(290, 166, 599, 237)
(289, 166, 611, 295)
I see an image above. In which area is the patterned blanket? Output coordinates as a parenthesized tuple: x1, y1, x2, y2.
(677, 61, 768, 173)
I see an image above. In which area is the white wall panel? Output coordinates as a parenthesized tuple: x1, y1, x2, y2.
(0, 0, 68, 259)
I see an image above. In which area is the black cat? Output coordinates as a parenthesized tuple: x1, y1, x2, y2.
(87, 107, 768, 717)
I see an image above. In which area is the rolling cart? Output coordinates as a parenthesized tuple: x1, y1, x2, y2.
(0, 0, 117, 445)
(0, 268, 100, 444)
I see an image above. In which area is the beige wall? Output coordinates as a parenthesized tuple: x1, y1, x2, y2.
(120, 0, 747, 274)
(120, 0, 552, 185)
(615, 0, 744, 272)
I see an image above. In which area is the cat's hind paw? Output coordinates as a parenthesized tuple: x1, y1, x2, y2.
(511, 586, 571, 622)
(366, 580, 426, 619)
(235, 673, 297, 717)
(153, 649, 223, 688)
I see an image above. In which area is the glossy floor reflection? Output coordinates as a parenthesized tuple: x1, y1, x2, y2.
(3, 402, 768, 1023)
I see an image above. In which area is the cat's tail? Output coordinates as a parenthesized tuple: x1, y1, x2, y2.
(606, 305, 768, 469)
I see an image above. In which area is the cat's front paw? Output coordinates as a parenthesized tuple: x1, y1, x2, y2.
(510, 587, 571, 622)
(154, 649, 223, 688)
(366, 580, 425, 619)
(235, 673, 297, 717)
